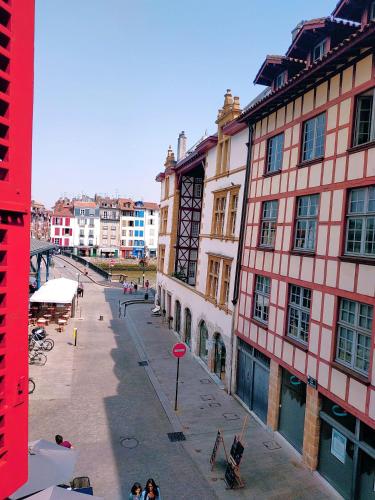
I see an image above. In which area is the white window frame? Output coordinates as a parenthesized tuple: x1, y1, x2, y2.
(260, 200, 278, 248)
(253, 275, 271, 324)
(313, 38, 327, 62)
(287, 285, 311, 345)
(294, 195, 319, 251)
(345, 186, 375, 257)
(336, 298, 373, 375)
(354, 88, 375, 146)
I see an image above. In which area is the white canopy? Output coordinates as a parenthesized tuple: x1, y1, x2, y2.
(30, 278, 78, 304)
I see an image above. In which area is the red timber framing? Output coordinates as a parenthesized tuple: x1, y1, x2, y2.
(175, 164, 204, 286)
(235, 24, 375, 429)
(0, 1, 35, 498)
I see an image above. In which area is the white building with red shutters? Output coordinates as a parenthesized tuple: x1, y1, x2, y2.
(50, 204, 74, 249)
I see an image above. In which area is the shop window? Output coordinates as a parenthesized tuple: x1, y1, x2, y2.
(354, 88, 375, 146)
(199, 321, 208, 363)
(336, 298, 373, 375)
(174, 300, 181, 334)
(260, 200, 278, 248)
(345, 186, 375, 257)
(266, 133, 284, 173)
(253, 275, 270, 325)
(301, 113, 326, 161)
(287, 284, 311, 344)
(294, 194, 319, 251)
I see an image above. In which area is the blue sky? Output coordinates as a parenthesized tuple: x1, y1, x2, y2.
(33, 0, 333, 207)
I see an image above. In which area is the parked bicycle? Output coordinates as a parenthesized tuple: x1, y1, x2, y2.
(29, 377, 35, 394)
(28, 349, 47, 366)
(29, 327, 54, 352)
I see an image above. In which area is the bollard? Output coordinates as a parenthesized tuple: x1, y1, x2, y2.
(73, 327, 77, 346)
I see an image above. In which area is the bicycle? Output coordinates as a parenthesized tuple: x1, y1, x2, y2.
(29, 377, 35, 394)
(28, 334, 54, 352)
(28, 349, 47, 366)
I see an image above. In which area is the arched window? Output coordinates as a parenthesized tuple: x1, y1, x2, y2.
(184, 308, 192, 347)
(174, 300, 181, 334)
(214, 333, 226, 381)
(199, 321, 209, 363)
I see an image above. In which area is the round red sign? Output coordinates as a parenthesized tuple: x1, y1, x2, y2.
(172, 342, 187, 358)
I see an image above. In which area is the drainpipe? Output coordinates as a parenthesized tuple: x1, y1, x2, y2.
(228, 122, 254, 395)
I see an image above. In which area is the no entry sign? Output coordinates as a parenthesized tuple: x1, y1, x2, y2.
(172, 342, 187, 358)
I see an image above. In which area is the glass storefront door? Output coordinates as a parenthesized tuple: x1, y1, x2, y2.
(319, 397, 375, 500)
(278, 369, 306, 452)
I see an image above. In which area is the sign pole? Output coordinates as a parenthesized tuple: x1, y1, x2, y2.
(174, 357, 180, 411)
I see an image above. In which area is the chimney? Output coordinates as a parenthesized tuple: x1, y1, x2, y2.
(177, 131, 187, 161)
(291, 20, 305, 41)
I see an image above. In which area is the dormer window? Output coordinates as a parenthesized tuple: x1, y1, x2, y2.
(275, 71, 287, 90)
(371, 1, 375, 20)
(313, 39, 327, 62)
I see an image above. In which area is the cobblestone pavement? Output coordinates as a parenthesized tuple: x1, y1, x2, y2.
(29, 257, 339, 500)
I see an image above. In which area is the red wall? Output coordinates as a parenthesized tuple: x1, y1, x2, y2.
(0, 1, 35, 498)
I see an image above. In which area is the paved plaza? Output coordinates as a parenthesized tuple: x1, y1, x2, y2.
(29, 258, 339, 499)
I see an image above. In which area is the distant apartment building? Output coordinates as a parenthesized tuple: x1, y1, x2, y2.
(231, 3, 375, 498)
(51, 203, 74, 249)
(72, 201, 100, 256)
(119, 199, 159, 258)
(30, 200, 51, 240)
(94, 197, 121, 257)
(155, 95, 247, 389)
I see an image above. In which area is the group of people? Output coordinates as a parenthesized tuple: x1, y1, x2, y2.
(123, 279, 150, 294)
(129, 479, 161, 499)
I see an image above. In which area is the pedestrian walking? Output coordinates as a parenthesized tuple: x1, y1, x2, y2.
(55, 434, 72, 449)
(145, 279, 149, 290)
(123, 281, 128, 294)
(129, 482, 142, 500)
(134, 282, 138, 292)
(142, 478, 161, 499)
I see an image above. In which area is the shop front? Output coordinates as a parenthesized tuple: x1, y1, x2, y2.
(278, 369, 306, 452)
(236, 339, 270, 424)
(318, 396, 375, 499)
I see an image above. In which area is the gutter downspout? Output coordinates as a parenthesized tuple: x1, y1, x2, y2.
(228, 122, 254, 395)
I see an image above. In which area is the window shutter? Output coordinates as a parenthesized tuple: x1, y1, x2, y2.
(55, 227, 60, 235)
(65, 217, 70, 226)
(69, 228, 72, 236)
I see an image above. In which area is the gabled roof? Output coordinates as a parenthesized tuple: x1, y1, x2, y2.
(52, 207, 73, 217)
(332, 0, 365, 22)
(286, 17, 359, 59)
(73, 201, 97, 208)
(239, 21, 375, 124)
(254, 55, 306, 86)
(143, 202, 159, 211)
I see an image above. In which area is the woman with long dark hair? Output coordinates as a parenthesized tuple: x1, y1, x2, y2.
(142, 478, 161, 499)
(129, 482, 142, 500)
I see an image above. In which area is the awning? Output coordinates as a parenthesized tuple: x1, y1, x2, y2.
(29, 278, 78, 304)
(10, 440, 78, 499)
(27, 486, 103, 499)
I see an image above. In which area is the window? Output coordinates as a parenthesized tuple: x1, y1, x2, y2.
(275, 70, 287, 90)
(122, 230, 126, 236)
(160, 207, 168, 234)
(206, 256, 220, 301)
(199, 321, 209, 362)
(313, 38, 327, 61)
(102, 238, 107, 244)
(140, 220, 144, 227)
(216, 137, 230, 175)
(139, 231, 144, 237)
(302, 113, 326, 162)
(80, 209, 85, 215)
(103, 211, 108, 219)
(79, 239, 84, 246)
(174, 301, 181, 334)
(212, 193, 227, 237)
(54, 238, 60, 245)
(135, 220, 139, 227)
(267, 133, 284, 173)
(253, 275, 270, 324)
(158, 245, 165, 272)
(354, 88, 375, 146)
(149, 239, 154, 245)
(79, 230, 84, 237)
(128, 220, 134, 227)
(336, 299, 373, 375)
(227, 189, 239, 237)
(220, 260, 231, 307)
(294, 195, 319, 251)
(260, 200, 278, 248)
(149, 219, 154, 225)
(150, 210, 154, 216)
(128, 230, 133, 237)
(345, 186, 375, 257)
(165, 177, 170, 199)
(134, 230, 139, 237)
(287, 285, 311, 344)
(89, 231, 94, 238)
